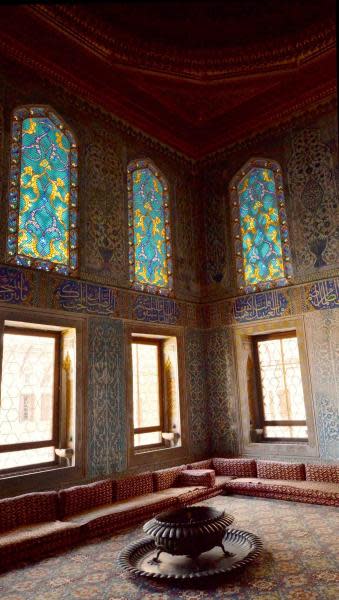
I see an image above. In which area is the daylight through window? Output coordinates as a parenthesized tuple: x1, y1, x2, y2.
(254, 332, 308, 441)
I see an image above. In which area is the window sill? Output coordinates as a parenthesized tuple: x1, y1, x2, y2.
(242, 439, 319, 459)
(0, 463, 85, 499)
(128, 444, 187, 468)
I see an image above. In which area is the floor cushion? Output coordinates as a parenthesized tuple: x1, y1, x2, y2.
(114, 472, 153, 501)
(152, 465, 187, 491)
(177, 469, 216, 487)
(0, 520, 81, 570)
(305, 463, 339, 483)
(0, 491, 58, 533)
(64, 489, 180, 536)
(256, 460, 305, 481)
(212, 458, 257, 477)
(58, 479, 113, 518)
(226, 477, 339, 506)
(187, 459, 214, 470)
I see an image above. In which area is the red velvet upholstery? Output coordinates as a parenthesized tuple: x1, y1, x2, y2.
(187, 459, 214, 470)
(152, 465, 187, 491)
(256, 460, 305, 481)
(305, 463, 339, 484)
(0, 491, 58, 533)
(115, 472, 153, 500)
(177, 469, 216, 487)
(58, 479, 112, 518)
(212, 458, 257, 477)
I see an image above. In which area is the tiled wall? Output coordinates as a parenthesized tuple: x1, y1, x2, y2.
(0, 56, 338, 483)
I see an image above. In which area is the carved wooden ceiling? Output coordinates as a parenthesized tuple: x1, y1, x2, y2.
(0, 2, 336, 158)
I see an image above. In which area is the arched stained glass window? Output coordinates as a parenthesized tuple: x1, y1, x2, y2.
(230, 158, 293, 293)
(127, 159, 173, 295)
(7, 106, 78, 274)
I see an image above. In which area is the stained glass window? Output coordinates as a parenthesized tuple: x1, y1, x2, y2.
(230, 158, 293, 293)
(127, 159, 172, 295)
(7, 106, 78, 274)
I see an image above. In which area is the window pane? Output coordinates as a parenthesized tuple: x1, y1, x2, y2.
(7, 107, 79, 274)
(257, 336, 307, 439)
(238, 168, 284, 286)
(0, 333, 56, 447)
(0, 447, 55, 470)
(134, 432, 162, 447)
(132, 343, 161, 430)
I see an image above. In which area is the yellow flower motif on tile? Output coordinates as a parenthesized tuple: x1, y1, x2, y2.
(23, 118, 37, 135)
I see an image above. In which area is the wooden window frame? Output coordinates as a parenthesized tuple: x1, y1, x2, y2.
(252, 330, 308, 442)
(131, 337, 166, 450)
(0, 326, 61, 473)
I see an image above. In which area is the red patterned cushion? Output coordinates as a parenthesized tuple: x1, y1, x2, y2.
(115, 472, 153, 500)
(305, 463, 339, 484)
(0, 492, 58, 533)
(58, 479, 112, 518)
(177, 469, 216, 488)
(257, 460, 305, 481)
(212, 458, 257, 478)
(152, 465, 187, 491)
(187, 460, 213, 470)
(226, 479, 339, 507)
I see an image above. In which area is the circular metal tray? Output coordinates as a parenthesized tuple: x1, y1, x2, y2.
(117, 528, 263, 580)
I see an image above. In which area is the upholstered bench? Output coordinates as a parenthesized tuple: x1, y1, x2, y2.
(60, 473, 179, 538)
(0, 491, 81, 572)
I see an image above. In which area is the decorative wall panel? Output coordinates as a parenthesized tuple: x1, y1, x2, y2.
(205, 327, 239, 456)
(287, 127, 339, 275)
(83, 142, 126, 283)
(87, 318, 126, 476)
(0, 265, 32, 304)
(233, 289, 289, 323)
(133, 295, 179, 324)
(174, 174, 201, 296)
(185, 329, 210, 458)
(305, 310, 339, 460)
(307, 279, 339, 311)
(203, 170, 229, 287)
(55, 280, 116, 315)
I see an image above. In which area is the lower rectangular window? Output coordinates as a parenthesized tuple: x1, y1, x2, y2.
(130, 333, 181, 452)
(0, 326, 60, 472)
(253, 331, 308, 441)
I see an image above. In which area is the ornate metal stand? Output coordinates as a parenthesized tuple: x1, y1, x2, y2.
(118, 529, 263, 580)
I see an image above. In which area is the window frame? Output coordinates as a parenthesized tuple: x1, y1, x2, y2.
(131, 336, 166, 449)
(0, 326, 61, 466)
(234, 317, 319, 459)
(127, 158, 173, 296)
(6, 105, 79, 276)
(229, 157, 293, 294)
(252, 330, 308, 442)
(0, 304, 86, 497)
(125, 322, 189, 468)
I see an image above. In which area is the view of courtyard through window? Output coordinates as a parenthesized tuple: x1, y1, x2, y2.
(132, 341, 163, 448)
(0, 330, 58, 471)
(255, 333, 308, 441)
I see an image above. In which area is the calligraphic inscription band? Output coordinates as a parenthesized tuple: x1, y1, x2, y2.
(55, 280, 116, 315)
(134, 295, 179, 324)
(0, 266, 31, 304)
(233, 290, 289, 323)
(307, 279, 339, 310)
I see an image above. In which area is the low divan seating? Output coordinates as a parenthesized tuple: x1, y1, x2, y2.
(0, 457, 338, 572)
